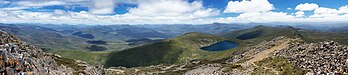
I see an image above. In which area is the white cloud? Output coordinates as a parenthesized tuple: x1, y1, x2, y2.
(126, 0, 218, 19)
(222, 3, 348, 24)
(0, 7, 29, 11)
(224, 0, 274, 13)
(233, 12, 295, 23)
(0, 1, 10, 5)
(295, 11, 304, 17)
(309, 7, 338, 18)
(16, 1, 66, 7)
(89, 0, 115, 15)
(0, 1, 66, 11)
(119, 0, 219, 24)
(287, 8, 292, 10)
(313, 7, 338, 14)
(54, 9, 66, 15)
(338, 5, 348, 14)
(0, 0, 219, 25)
(295, 3, 318, 11)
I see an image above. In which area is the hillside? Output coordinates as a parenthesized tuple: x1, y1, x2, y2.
(0, 24, 88, 51)
(47, 50, 109, 64)
(222, 25, 348, 45)
(104, 32, 226, 67)
(300, 30, 348, 45)
(221, 25, 300, 43)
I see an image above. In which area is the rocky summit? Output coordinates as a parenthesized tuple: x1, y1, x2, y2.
(0, 30, 103, 75)
(276, 41, 348, 74)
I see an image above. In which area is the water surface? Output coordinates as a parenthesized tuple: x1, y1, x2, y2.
(200, 41, 239, 51)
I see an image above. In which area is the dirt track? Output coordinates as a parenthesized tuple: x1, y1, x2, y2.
(241, 40, 290, 67)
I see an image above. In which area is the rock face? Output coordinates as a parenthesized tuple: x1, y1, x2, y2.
(276, 41, 348, 74)
(0, 30, 103, 75)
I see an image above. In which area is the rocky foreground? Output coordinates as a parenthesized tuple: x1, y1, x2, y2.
(0, 30, 103, 75)
(276, 41, 348, 74)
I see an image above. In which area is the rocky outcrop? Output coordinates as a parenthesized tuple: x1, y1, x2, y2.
(276, 41, 348, 74)
(0, 30, 103, 75)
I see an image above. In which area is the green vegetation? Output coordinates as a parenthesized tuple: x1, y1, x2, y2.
(222, 26, 300, 44)
(48, 50, 109, 64)
(86, 45, 108, 51)
(104, 32, 227, 68)
(87, 40, 107, 45)
(253, 57, 307, 75)
(236, 30, 263, 40)
(55, 57, 85, 75)
(72, 31, 95, 39)
(300, 31, 348, 45)
(222, 25, 348, 46)
(10, 29, 88, 51)
(105, 41, 184, 67)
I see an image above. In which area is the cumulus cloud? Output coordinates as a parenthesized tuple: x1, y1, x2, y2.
(310, 7, 340, 18)
(0, 0, 219, 24)
(304, 5, 348, 22)
(295, 3, 318, 11)
(338, 5, 348, 14)
(233, 12, 295, 23)
(287, 8, 292, 10)
(314, 7, 338, 14)
(222, 1, 348, 24)
(119, 0, 219, 24)
(0, 1, 10, 5)
(126, 0, 218, 19)
(89, 0, 115, 15)
(54, 9, 66, 15)
(16, 1, 66, 7)
(295, 11, 304, 17)
(224, 0, 274, 13)
(0, 0, 66, 11)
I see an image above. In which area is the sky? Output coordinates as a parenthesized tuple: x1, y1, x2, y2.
(0, 0, 347, 25)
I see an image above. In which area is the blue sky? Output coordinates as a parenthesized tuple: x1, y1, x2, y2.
(0, 0, 347, 25)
